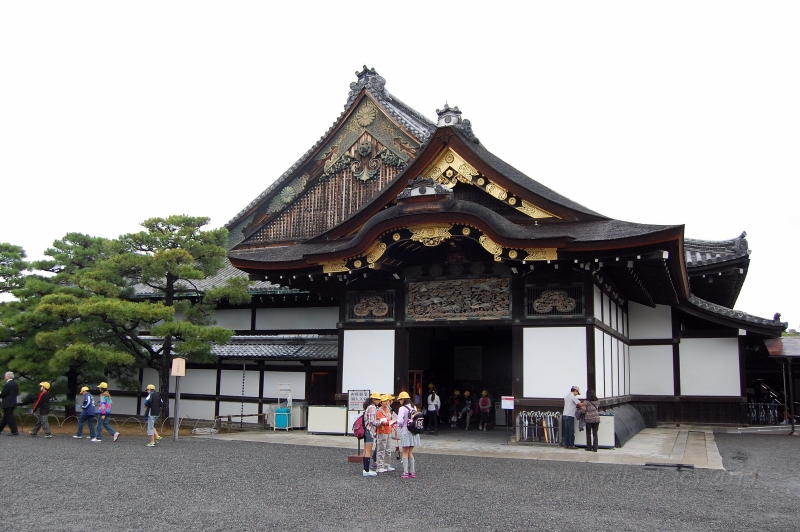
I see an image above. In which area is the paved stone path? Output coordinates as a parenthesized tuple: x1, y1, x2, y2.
(198, 423, 726, 469)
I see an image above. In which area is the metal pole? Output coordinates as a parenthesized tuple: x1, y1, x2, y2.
(788, 359, 796, 436)
(173, 375, 181, 442)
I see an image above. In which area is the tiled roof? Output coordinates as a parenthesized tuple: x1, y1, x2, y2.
(228, 199, 680, 264)
(687, 294, 786, 329)
(144, 335, 338, 360)
(134, 260, 300, 297)
(764, 337, 800, 358)
(684, 232, 749, 268)
(225, 66, 436, 231)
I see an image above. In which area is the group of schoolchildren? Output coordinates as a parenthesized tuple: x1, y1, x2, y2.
(360, 391, 420, 479)
(438, 386, 493, 431)
(24, 379, 164, 447)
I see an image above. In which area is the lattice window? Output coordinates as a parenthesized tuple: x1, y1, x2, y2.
(525, 284, 584, 317)
(346, 291, 395, 322)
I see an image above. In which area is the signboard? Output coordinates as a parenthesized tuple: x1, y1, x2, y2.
(348, 389, 370, 411)
(171, 357, 186, 377)
(501, 396, 515, 410)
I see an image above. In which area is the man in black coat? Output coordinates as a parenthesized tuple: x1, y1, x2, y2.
(0, 371, 20, 435)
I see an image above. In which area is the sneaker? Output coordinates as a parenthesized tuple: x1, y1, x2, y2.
(387, 466, 395, 472)
(155, 436, 163, 444)
(376, 468, 388, 473)
(409, 473, 417, 479)
(44, 434, 52, 438)
(91, 438, 101, 442)
(362, 470, 377, 477)
(29, 431, 36, 437)
(113, 433, 120, 442)
(401, 473, 410, 479)
(10, 433, 18, 436)
(72, 435, 82, 439)
(146, 442, 156, 447)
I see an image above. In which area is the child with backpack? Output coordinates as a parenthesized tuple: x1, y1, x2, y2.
(29, 381, 52, 437)
(361, 392, 382, 477)
(396, 391, 420, 479)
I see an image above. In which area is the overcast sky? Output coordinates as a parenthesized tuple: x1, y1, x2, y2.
(1, 2, 798, 327)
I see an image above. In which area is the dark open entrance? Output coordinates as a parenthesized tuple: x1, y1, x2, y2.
(407, 326, 512, 430)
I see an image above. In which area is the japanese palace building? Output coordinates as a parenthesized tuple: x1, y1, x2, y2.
(129, 67, 786, 426)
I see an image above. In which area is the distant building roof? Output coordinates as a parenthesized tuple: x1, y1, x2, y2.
(764, 337, 800, 358)
(144, 335, 337, 361)
(684, 232, 749, 269)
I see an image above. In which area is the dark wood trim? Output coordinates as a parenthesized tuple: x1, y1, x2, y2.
(250, 307, 257, 331)
(336, 330, 345, 394)
(593, 319, 629, 342)
(303, 361, 311, 407)
(629, 338, 678, 346)
(511, 326, 524, 399)
(258, 361, 265, 415)
(672, 307, 681, 396)
(395, 328, 409, 393)
(680, 329, 738, 339)
(214, 360, 222, 418)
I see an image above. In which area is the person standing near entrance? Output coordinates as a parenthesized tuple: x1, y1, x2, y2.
(562, 386, 583, 449)
(0, 372, 20, 436)
(396, 391, 420, 478)
(478, 390, 491, 431)
(426, 389, 440, 435)
(583, 389, 600, 452)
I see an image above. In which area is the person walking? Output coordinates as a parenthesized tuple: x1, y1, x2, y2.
(461, 390, 473, 430)
(375, 394, 395, 473)
(0, 371, 20, 436)
(583, 389, 600, 452)
(29, 382, 52, 438)
(93, 382, 120, 442)
(426, 389, 440, 435)
(361, 392, 381, 477)
(143, 384, 162, 447)
(478, 390, 492, 431)
(73, 386, 97, 440)
(562, 385, 583, 449)
(396, 391, 420, 479)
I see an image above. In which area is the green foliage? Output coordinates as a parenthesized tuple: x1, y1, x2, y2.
(0, 243, 28, 293)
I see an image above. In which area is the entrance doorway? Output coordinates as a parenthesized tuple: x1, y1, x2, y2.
(408, 326, 512, 431)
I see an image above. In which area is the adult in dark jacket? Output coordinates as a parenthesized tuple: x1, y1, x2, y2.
(144, 384, 162, 447)
(29, 381, 52, 437)
(0, 372, 20, 435)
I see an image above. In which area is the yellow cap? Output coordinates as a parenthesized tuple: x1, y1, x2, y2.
(454, 390, 460, 395)
(397, 391, 411, 400)
(428, 382, 435, 389)
(481, 390, 488, 396)
(146, 384, 156, 391)
(98, 382, 108, 389)
(39, 382, 50, 390)
(464, 390, 471, 396)
(369, 391, 382, 400)
(380, 394, 392, 402)
(79, 386, 89, 393)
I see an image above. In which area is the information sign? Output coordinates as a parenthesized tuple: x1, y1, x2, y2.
(501, 396, 515, 409)
(348, 389, 370, 411)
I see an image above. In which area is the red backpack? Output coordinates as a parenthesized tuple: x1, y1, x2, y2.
(352, 413, 365, 439)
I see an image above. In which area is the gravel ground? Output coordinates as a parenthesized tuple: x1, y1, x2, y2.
(2, 432, 798, 531)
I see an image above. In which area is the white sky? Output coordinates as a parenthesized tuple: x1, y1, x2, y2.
(1, 2, 798, 327)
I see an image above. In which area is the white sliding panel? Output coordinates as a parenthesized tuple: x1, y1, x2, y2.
(523, 327, 587, 399)
(629, 345, 674, 395)
(680, 338, 740, 396)
(342, 330, 394, 395)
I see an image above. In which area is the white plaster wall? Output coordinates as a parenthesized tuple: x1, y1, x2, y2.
(177, 369, 217, 396)
(220, 369, 261, 397)
(680, 338, 741, 396)
(593, 286, 602, 320)
(619, 340, 626, 395)
(594, 328, 605, 399)
(602, 293, 610, 326)
(623, 312, 628, 337)
(263, 371, 307, 400)
(170, 398, 215, 420)
(109, 396, 139, 416)
(523, 327, 587, 399)
(341, 330, 395, 395)
(218, 401, 259, 417)
(141, 369, 175, 391)
(629, 345, 674, 395)
(256, 307, 338, 330)
(212, 309, 252, 330)
(628, 302, 672, 340)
